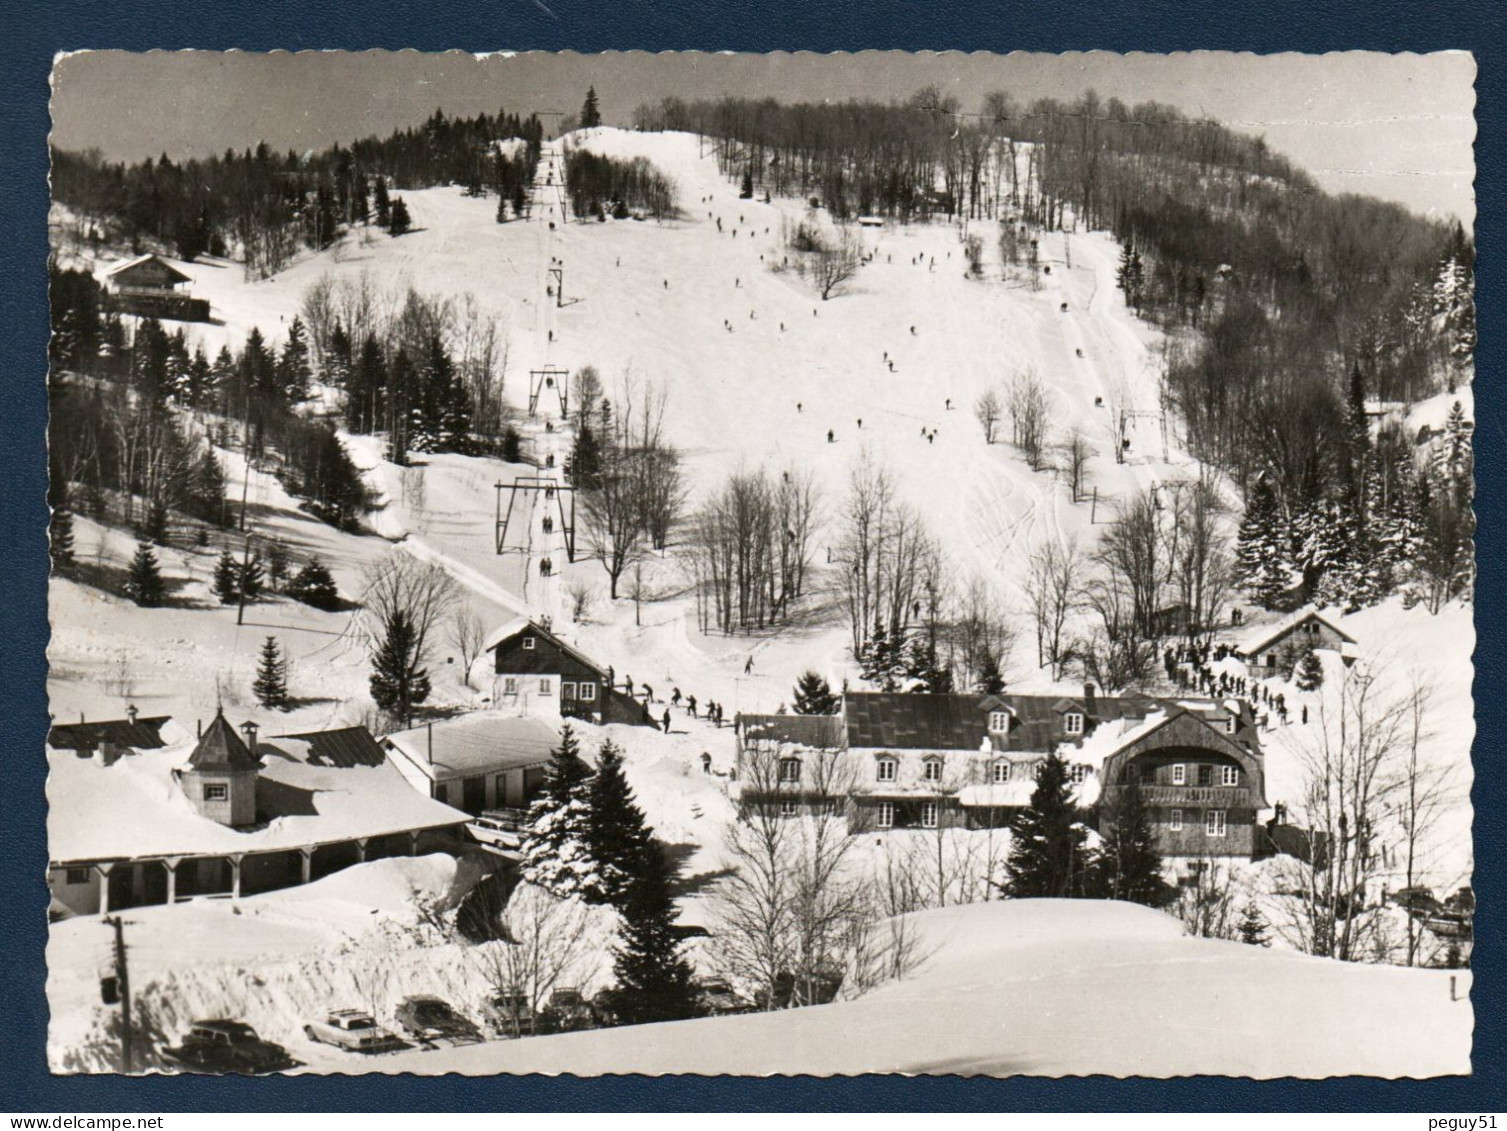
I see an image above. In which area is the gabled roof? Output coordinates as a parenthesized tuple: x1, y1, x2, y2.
(382, 713, 559, 782)
(843, 692, 1158, 753)
(737, 713, 845, 749)
(1236, 605, 1356, 656)
(104, 253, 193, 283)
(184, 710, 260, 773)
(483, 617, 607, 678)
(47, 715, 172, 754)
(270, 725, 386, 768)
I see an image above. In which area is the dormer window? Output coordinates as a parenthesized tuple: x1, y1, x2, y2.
(1224, 716, 1237, 735)
(1064, 712, 1084, 736)
(988, 710, 1010, 733)
(992, 760, 1010, 784)
(922, 757, 943, 783)
(522, 636, 536, 650)
(1069, 764, 1088, 784)
(876, 756, 897, 783)
(779, 757, 802, 784)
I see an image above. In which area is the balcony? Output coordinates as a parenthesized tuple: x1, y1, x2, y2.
(1139, 785, 1253, 807)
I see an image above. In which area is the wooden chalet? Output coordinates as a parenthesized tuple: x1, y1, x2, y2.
(483, 617, 655, 727)
(103, 254, 211, 322)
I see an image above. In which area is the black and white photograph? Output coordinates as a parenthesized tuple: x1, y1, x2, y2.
(43, 49, 1476, 1077)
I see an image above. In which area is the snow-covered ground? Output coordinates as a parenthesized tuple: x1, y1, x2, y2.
(47, 127, 1474, 1074)
(350, 899, 1470, 1078)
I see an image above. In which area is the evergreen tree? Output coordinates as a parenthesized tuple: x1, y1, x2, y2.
(1238, 900, 1270, 946)
(1235, 475, 1288, 609)
(520, 726, 597, 898)
(583, 739, 653, 906)
(287, 556, 341, 610)
(1003, 752, 1090, 899)
(792, 671, 840, 715)
(279, 316, 313, 403)
(858, 621, 905, 691)
(580, 86, 603, 129)
(608, 844, 698, 1026)
(252, 635, 289, 709)
(501, 426, 524, 464)
(373, 177, 391, 228)
(570, 421, 603, 488)
(265, 540, 291, 593)
(904, 635, 953, 693)
(213, 549, 240, 604)
(387, 197, 412, 236)
(140, 496, 170, 546)
(189, 446, 228, 526)
(975, 650, 1007, 695)
(369, 609, 431, 727)
(739, 167, 754, 199)
(49, 500, 75, 570)
(1295, 648, 1325, 691)
(239, 551, 265, 602)
(511, 182, 528, 220)
(496, 192, 509, 224)
(125, 541, 164, 607)
(1090, 778, 1174, 907)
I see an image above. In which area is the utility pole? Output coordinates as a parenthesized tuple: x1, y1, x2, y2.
(104, 915, 133, 1073)
(236, 536, 254, 626)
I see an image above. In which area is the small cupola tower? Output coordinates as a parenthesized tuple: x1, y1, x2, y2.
(181, 708, 261, 827)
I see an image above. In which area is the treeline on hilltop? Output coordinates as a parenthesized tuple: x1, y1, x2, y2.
(562, 148, 678, 221)
(51, 108, 543, 277)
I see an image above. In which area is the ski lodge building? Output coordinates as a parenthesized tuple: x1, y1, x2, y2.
(380, 712, 559, 816)
(102, 253, 211, 322)
(1235, 605, 1356, 677)
(46, 711, 468, 917)
(483, 617, 656, 728)
(734, 689, 1270, 860)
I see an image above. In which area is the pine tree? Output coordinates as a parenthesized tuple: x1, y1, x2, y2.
(265, 540, 291, 593)
(520, 726, 597, 898)
(373, 177, 391, 228)
(1235, 476, 1288, 609)
(792, 671, 840, 715)
(190, 447, 228, 526)
(511, 182, 528, 220)
(570, 421, 603, 488)
(287, 556, 341, 610)
(1238, 900, 1270, 946)
(388, 197, 412, 236)
(496, 192, 509, 224)
(583, 739, 653, 906)
(904, 635, 953, 694)
(580, 86, 603, 129)
(739, 168, 754, 199)
(252, 635, 289, 709)
(975, 650, 1007, 695)
(239, 552, 265, 602)
(501, 426, 523, 464)
(1003, 752, 1089, 898)
(858, 621, 905, 691)
(1296, 648, 1325, 691)
(369, 609, 431, 727)
(125, 541, 164, 607)
(279, 316, 313, 403)
(49, 501, 75, 570)
(213, 549, 240, 604)
(608, 845, 698, 1026)
(1090, 779, 1174, 907)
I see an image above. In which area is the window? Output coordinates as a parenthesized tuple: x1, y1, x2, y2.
(522, 636, 536, 650)
(1206, 809, 1227, 837)
(922, 758, 943, 783)
(876, 757, 897, 783)
(1172, 763, 1187, 785)
(1169, 808, 1184, 832)
(1064, 712, 1084, 736)
(204, 783, 228, 802)
(1140, 762, 1158, 785)
(988, 710, 1010, 733)
(992, 760, 1010, 784)
(539, 678, 553, 696)
(1225, 716, 1238, 735)
(1197, 763, 1213, 787)
(921, 801, 939, 829)
(877, 801, 895, 829)
(1221, 765, 1241, 787)
(821, 798, 839, 817)
(779, 800, 798, 819)
(578, 682, 597, 702)
(1306, 621, 1320, 635)
(1069, 764, 1088, 784)
(779, 757, 802, 784)
(504, 677, 519, 695)
(65, 866, 89, 885)
(561, 681, 578, 700)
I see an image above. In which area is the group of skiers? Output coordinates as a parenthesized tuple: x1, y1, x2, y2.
(606, 666, 730, 734)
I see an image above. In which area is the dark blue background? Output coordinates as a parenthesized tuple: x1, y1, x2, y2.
(3, 0, 1501, 1112)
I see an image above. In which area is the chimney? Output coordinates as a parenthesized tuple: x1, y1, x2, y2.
(197, 718, 203, 739)
(1083, 682, 1097, 707)
(241, 720, 259, 752)
(126, 704, 138, 725)
(427, 722, 434, 764)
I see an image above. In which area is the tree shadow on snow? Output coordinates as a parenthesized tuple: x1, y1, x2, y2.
(660, 841, 734, 899)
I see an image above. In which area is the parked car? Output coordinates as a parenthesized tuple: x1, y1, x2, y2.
(302, 1009, 406, 1054)
(694, 978, 753, 1016)
(480, 990, 537, 1038)
(467, 809, 527, 853)
(394, 995, 484, 1049)
(539, 986, 596, 1033)
(160, 1019, 299, 1074)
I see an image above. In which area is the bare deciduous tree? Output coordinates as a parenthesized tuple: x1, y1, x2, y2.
(564, 578, 596, 623)
(974, 387, 1004, 444)
(1007, 366, 1050, 469)
(447, 602, 487, 688)
(1024, 536, 1084, 678)
(804, 226, 863, 301)
(1063, 430, 1091, 502)
(361, 551, 461, 672)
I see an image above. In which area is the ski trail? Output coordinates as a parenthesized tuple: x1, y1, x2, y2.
(397, 534, 530, 616)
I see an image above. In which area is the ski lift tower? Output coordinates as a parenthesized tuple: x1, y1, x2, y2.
(528, 365, 571, 418)
(496, 476, 579, 561)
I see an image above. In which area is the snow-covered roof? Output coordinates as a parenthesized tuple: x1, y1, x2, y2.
(47, 729, 468, 864)
(1234, 605, 1356, 656)
(481, 617, 609, 678)
(382, 712, 559, 783)
(103, 253, 193, 283)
